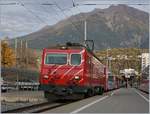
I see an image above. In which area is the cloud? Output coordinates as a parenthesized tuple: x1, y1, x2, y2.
(0, 0, 149, 38)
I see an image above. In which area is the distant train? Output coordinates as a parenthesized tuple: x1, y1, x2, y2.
(39, 42, 122, 100)
(138, 65, 149, 93)
(139, 79, 149, 93)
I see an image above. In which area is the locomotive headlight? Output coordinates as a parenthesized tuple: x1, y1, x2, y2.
(43, 75, 49, 79)
(74, 76, 80, 80)
(61, 46, 67, 50)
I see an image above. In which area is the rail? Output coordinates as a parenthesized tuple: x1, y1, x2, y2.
(2, 100, 73, 113)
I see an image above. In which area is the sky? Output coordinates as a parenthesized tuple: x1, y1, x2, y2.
(0, 0, 149, 39)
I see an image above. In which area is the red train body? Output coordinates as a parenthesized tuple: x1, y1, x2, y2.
(139, 79, 149, 93)
(137, 65, 149, 93)
(40, 43, 121, 99)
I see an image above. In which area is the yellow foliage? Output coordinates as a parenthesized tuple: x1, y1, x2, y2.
(1, 40, 16, 67)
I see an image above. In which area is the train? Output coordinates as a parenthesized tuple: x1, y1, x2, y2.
(39, 42, 122, 100)
(138, 65, 149, 93)
(138, 79, 149, 93)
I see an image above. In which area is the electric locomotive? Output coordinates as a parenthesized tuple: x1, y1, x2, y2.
(40, 42, 108, 99)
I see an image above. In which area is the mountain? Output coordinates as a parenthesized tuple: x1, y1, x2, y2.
(18, 5, 149, 50)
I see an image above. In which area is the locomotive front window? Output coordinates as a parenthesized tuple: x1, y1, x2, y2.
(45, 54, 67, 65)
(71, 54, 81, 65)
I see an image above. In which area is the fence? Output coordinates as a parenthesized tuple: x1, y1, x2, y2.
(1, 67, 40, 91)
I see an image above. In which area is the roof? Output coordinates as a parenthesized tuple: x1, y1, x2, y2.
(45, 42, 104, 65)
(46, 43, 84, 50)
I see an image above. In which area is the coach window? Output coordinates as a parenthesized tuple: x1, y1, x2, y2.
(71, 54, 81, 65)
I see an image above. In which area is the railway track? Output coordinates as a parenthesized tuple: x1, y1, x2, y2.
(2, 100, 71, 113)
(2, 89, 120, 113)
(134, 87, 149, 94)
(138, 89, 149, 94)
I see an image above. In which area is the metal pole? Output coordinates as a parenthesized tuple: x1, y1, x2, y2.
(15, 39, 19, 90)
(25, 40, 29, 91)
(84, 20, 87, 43)
(107, 49, 109, 70)
(19, 40, 23, 90)
(0, 2, 1, 25)
(107, 48, 111, 74)
(20, 40, 22, 60)
(15, 39, 17, 59)
(109, 53, 112, 74)
(26, 40, 28, 68)
(109, 58, 111, 73)
(72, 0, 75, 7)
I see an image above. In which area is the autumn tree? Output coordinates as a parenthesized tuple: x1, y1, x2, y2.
(14, 40, 40, 71)
(1, 40, 16, 67)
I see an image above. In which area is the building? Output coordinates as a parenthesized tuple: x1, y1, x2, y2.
(120, 68, 138, 78)
(141, 53, 149, 71)
(142, 65, 149, 79)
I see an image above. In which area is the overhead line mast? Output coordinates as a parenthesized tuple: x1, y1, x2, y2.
(72, 0, 87, 46)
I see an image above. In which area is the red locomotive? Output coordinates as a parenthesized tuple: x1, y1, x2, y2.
(40, 42, 121, 99)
